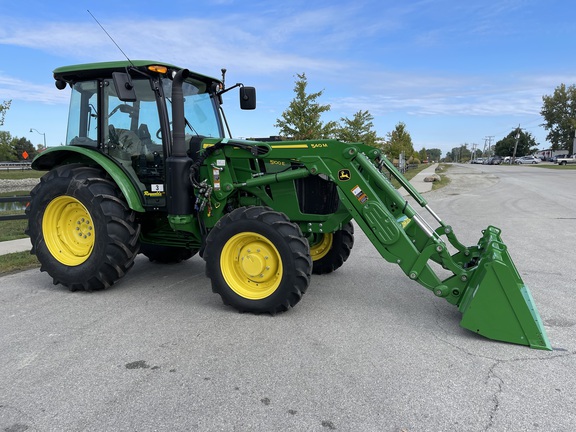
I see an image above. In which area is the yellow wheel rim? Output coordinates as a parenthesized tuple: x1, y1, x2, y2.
(42, 196, 95, 266)
(221, 232, 282, 300)
(309, 233, 333, 261)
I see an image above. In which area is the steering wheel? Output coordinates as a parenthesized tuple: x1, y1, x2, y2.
(108, 104, 134, 118)
(156, 122, 172, 140)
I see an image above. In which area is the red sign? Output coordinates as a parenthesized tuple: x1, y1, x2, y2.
(22, 151, 29, 159)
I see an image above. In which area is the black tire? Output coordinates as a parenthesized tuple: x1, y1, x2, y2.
(26, 164, 140, 291)
(560, 161, 567, 166)
(310, 221, 354, 275)
(140, 244, 196, 263)
(204, 206, 312, 314)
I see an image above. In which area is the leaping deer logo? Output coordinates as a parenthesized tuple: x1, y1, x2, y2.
(338, 169, 351, 181)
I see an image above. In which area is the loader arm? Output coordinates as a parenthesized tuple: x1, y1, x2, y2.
(251, 141, 550, 350)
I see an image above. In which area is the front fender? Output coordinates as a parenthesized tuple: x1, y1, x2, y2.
(32, 146, 145, 212)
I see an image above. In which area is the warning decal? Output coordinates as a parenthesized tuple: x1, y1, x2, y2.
(351, 185, 368, 203)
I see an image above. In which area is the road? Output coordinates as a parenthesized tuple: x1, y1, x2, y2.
(1, 164, 574, 432)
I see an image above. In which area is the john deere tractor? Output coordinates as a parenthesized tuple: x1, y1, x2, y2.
(27, 60, 550, 350)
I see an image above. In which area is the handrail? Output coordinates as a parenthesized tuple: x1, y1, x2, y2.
(0, 195, 30, 221)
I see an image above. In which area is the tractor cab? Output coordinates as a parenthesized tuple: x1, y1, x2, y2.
(51, 61, 232, 208)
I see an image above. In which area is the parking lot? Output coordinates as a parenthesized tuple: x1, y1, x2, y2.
(1, 163, 574, 431)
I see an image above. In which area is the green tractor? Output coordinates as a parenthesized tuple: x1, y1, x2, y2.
(27, 60, 550, 350)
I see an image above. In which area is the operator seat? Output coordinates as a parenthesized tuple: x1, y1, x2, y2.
(138, 124, 153, 150)
(188, 135, 205, 162)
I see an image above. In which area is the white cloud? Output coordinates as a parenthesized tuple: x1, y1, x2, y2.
(0, 16, 343, 75)
(0, 73, 67, 104)
(328, 68, 556, 118)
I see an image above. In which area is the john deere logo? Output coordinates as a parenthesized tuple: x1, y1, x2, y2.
(338, 169, 351, 181)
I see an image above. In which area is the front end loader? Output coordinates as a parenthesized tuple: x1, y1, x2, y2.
(27, 60, 550, 350)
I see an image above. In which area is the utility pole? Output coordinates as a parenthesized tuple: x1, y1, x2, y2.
(485, 136, 494, 157)
(471, 143, 478, 160)
(511, 125, 521, 164)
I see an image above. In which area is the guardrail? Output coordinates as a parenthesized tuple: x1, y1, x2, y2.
(0, 162, 32, 171)
(0, 195, 30, 221)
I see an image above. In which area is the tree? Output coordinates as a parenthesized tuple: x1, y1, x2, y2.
(418, 147, 427, 161)
(540, 84, 576, 150)
(12, 137, 36, 161)
(493, 129, 538, 157)
(426, 148, 442, 162)
(0, 131, 17, 161)
(382, 122, 414, 160)
(446, 145, 471, 162)
(275, 73, 337, 140)
(335, 110, 381, 147)
(0, 100, 11, 127)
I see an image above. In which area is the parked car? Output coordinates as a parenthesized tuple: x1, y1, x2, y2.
(471, 158, 485, 164)
(555, 154, 576, 165)
(487, 156, 502, 165)
(515, 156, 541, 164)
(551, 154, 567, 163)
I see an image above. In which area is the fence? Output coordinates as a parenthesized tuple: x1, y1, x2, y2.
(0, 162, 32, 171)
(0, 195, 30, 221)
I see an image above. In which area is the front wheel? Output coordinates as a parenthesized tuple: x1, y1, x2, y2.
(26, 164, 140, 291)
(204, 207, 312, 314)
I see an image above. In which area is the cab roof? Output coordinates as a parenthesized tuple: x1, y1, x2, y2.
(53, 60, 221, 85)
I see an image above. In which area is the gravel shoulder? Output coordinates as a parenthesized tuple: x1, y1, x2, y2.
(0, 178, 40, 193)
(426, 163, 499, 199)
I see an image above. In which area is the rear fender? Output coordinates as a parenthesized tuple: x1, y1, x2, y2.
(32, 146, 145, 212)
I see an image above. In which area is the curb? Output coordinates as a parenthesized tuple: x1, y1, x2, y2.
(0, 238, 31, 255)
(398, 163, 439, 196)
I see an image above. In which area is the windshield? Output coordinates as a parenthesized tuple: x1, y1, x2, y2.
(163, 78, 223, 138)
(66, 81, 98, 145)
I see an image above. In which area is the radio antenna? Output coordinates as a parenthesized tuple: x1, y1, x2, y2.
(87, 10, 134, 67)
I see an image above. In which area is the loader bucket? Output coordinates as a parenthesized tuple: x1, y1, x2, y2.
(458, 227, 551, 350)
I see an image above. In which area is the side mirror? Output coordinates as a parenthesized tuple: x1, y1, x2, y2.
(240, 87, 256, 110)
(112, 72, 137, 102)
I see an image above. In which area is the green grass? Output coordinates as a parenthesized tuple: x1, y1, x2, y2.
(0, 180, 37, 274)
(0, 190, 30, 241)
(403, 163, 430, 180)
(530, 164, 576, 170)
(0, 219, 28, 242)
(0, 170, 45, 180)
(492, 162, 576, 170)
(0, 251, 39, 275)
(432, 164, 452, 190)
(386, 163, 429, 188)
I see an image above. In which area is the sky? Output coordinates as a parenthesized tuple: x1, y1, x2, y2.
(1, 0, 575, 157)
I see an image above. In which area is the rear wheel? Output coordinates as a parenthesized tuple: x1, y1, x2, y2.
(204, 207, 312, 314)
(26, 164, 140, 291)
(310, 222, 354, 275)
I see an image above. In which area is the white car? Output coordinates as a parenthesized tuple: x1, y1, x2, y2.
(515, 156, 541, 164)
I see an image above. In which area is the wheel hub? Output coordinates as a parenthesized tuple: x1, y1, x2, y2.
(239, 242, 276, 281)
(221, 232, 282, 299)
(43, 196, 95, 266)
(309, 233, 333, 261)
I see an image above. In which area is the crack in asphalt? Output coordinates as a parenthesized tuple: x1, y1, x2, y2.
(429, 301, 576, 431)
